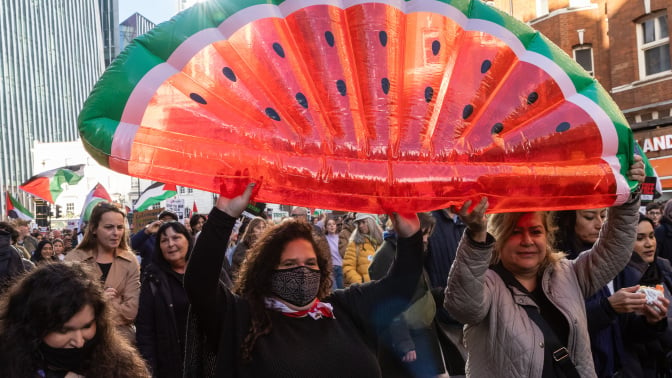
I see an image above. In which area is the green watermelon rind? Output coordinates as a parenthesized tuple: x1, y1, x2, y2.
(78, 0, 633, 184)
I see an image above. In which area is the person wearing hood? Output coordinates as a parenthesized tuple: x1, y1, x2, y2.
(655, 201, 672, 262)
(136, 221, 192, 378)
(0, 222, 28, 293)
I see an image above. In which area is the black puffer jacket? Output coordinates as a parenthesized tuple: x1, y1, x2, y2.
(136, 250, 189, 378)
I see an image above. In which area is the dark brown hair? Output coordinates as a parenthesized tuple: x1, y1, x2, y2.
(234, 220, 332, 361)
(0, 263, 149, 377)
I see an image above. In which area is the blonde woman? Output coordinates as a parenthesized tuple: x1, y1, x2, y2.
(342, 214, 384, 285)
(444, 156, 646, 377)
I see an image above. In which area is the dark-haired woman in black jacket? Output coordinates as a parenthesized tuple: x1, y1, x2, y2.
(136, 221, 192, 378)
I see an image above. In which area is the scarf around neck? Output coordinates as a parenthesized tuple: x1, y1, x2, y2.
(264, 298, 335, 319)
(630, 252, 662, 286)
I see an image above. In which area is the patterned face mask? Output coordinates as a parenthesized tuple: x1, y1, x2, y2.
(270, 265, 321, 307)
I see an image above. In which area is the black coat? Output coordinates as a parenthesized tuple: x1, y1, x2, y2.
(613, 256, 672, 377)
(656, 218, 672, 262)
(136, 261, 189, 378)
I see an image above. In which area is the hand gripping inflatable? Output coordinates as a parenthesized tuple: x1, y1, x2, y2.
(78, 0, 643, 213)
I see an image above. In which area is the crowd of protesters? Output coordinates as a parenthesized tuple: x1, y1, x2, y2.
(2, 156, 672, 377)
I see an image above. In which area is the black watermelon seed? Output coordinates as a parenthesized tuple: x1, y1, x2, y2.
(296, 92, 308, 108)
(337, 80, 347, 96)
(379, 31, 388, 47)
(265, 108, 281, 121)
(222, 67, 236, 82)
(189, 93, 207, 104)
(273, 42, 285, 58)
(432, 40, 441, 55)
(527, 92, 539, 105)
(556, 122, 570, 132)
(425, 87, 434, 103)
(325, 31, 335, 47)
(491, 123, 504, 134)
(381, 78, 390, 94)
(481, 60, 492, 74)
(462, 104, 474, 119)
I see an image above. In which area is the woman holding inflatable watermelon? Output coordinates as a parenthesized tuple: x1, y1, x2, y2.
(184, 183, 423, 377)
(444, 155, 646, 377)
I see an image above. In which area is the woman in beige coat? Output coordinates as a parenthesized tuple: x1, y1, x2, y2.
(66, 202, 141, 343)
(342, 214, 383, 285)
(444, 156, 654, 377)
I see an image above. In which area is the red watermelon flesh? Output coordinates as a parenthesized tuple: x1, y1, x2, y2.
(110, 3, 620, 213)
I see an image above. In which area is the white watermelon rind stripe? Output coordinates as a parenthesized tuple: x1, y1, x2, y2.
(80, 0, 633, 203)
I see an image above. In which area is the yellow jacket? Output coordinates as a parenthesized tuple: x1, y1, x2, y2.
(342, 237, 379, 285)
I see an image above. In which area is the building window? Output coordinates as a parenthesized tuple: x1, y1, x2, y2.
(66, 203, 74, 214)
(536, 0, 549, 17)
(569, 0, 591, 8)
(179, 186, 185, 194)
(637, 14, 670, 78)
(573, 47, 594, 76)
(187, 187, 193, 194)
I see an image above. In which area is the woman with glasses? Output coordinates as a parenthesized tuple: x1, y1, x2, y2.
(66, 202, 141, 343)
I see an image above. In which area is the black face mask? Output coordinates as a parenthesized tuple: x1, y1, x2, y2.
(270, 265, 321, 307)
(39, 337, 96, 373)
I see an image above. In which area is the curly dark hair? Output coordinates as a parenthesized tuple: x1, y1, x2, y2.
(0, 263, 149, 377)
(234, 220, 332, 361)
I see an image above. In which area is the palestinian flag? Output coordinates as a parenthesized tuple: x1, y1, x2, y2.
(19, 164, 85, 203)
(6, 192, 34, 220)
(79, 183, 112, 228)
(135, 182, 178, 212)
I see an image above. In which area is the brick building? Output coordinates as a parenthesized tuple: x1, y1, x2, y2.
(490, 0, 671, 191)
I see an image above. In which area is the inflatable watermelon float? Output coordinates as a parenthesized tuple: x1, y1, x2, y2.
(78, 0, 643, 213)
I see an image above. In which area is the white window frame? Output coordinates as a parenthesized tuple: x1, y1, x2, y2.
(636, 13, 671, 79)
(573, 46, 594, 76)
(536, 0, 549, 18)
(569, 0, 591, 9)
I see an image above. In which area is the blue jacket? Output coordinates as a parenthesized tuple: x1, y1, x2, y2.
(131, 230, 156, 272)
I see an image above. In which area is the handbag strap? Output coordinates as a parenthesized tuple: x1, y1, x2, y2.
(491, 264, 580, 378)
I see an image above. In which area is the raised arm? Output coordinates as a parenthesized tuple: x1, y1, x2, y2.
(444, 198, 494, 324)
(184, 183, 254, 340)
(335, 213, 422, 329)
(573, 156, 645, 297)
